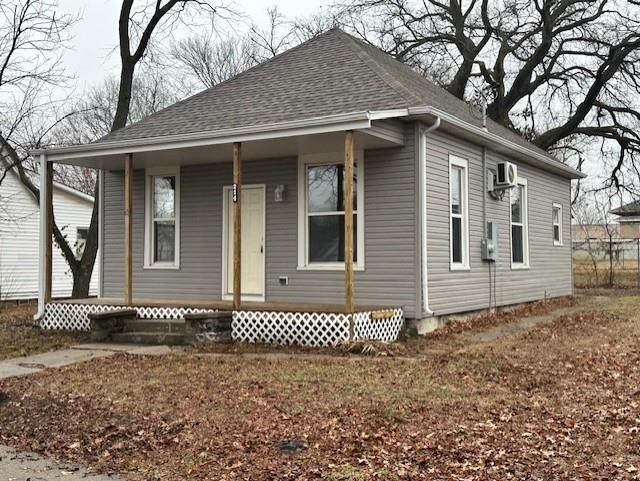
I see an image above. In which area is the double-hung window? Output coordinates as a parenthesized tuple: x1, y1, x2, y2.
(449, 155, 469, 269)
(144, 167, 180, 268)
(510, 178, 529, 268)
(298, 153, 364, 270)
(552, 203, 563, 245)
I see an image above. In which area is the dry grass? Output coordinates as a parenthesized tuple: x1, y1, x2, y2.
(1, 294, 639, 480)
(0, 302, 89, 360)
(573, 257, 640, 288)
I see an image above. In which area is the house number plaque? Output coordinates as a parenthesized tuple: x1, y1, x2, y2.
(232, 183, 238, 203)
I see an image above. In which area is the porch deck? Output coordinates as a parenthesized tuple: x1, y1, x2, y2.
(55, 298, 394, 314)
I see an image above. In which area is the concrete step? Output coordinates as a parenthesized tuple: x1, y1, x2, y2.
(111, 331, 185, 346)
(122, 319, 185, 334)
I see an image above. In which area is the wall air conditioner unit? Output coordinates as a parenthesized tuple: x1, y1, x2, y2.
(495, 161, 518, 189)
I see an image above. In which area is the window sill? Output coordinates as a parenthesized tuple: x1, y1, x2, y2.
(553, 241, 564, 247)
(143, 263, 180, 270)
(297, 264, 365, 272)
(511, 264, 530, 270)
(449, 264, 471, 272)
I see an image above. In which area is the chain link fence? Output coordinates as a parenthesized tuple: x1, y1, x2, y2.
(573, 238, 640, 288)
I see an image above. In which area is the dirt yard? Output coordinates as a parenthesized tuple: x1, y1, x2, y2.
(0, 303, 89, 360)
(0, 293, 639, 480)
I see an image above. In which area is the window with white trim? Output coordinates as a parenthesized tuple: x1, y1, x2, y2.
(297, 153, 364, 270)
(510, 179, 529, 267)
(552, 203, 563, 245)
(144, 167, 180, 268)
(449, 155, 469, 269)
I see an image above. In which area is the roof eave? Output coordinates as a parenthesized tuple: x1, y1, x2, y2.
(31, 111, 380, 162)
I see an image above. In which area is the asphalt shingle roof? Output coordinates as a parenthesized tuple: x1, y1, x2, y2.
(611, 200, 640, 216)
(98, 28, 557, 164)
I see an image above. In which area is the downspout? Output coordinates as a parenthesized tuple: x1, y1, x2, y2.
(420, 116, 440, 317)
(34, 154, 48, 322)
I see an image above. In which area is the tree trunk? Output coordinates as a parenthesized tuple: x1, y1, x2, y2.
(71, 179, 100, 298)
(111, 62, 135, 132)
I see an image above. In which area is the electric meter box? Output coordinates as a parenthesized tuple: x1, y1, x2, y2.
(481, 221, 498, 262)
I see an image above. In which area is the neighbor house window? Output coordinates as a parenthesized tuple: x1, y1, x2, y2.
(510, 178, 529, 268)
(144, 167, 180, 268)
(449, 155, 469, 269)
(297, 153, 364, 270)
(552, 203, 563, 245)
(75, 227, 88, 259)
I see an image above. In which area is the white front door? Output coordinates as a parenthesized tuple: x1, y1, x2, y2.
(225, 185, 265, 299)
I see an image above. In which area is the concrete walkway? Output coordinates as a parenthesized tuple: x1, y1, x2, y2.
(0, 445, 126, 480)
(0, 343, 171, 380)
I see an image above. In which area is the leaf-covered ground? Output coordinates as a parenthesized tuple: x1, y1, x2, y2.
(0, 303, 89, 360)
(0, 294, 639, 480)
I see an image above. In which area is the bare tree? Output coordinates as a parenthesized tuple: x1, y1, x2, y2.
(573, 189, 620, 286)
(0, 0, 76, 187)
(169, 34, 255, 91)
(334, 0, 640, 193)
(169, 7, 302, 93)
(2, 0, 234, 298)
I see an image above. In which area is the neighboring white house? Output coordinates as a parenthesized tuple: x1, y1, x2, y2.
(0, 164, 97, 300)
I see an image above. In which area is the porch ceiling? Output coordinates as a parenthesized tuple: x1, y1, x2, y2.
(52, 126, 404, 170)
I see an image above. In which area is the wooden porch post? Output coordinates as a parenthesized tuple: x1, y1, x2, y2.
(124, 153, 133, 305)
(344, 131, 355, 314)
(44, 160, 53, 303)
(233, 142, 242, 310)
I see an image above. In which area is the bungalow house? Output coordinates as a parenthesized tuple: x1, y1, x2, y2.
(610, 201, 640, 239)
(0, 155, 97, 301)
(32, 29, 583, 345)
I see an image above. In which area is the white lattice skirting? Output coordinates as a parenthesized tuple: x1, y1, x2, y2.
(42, 303, 404, 346)
(42, 303, 216, 331)
(232, 308, 404, 346)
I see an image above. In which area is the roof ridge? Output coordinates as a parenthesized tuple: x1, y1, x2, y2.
(337, 31, 424, 106)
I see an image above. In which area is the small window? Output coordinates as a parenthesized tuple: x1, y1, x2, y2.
(75, 227, 88, 259)
(510, 179, 529, 268)
(449, 155, 469, 269)
(145, 168, 180, 268)
(552, 203, 563, 245)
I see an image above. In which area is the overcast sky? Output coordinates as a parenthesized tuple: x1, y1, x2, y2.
(57, 0, 325, 91)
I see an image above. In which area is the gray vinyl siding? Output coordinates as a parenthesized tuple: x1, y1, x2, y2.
(424, 129, 572, 316)
(102, 126, 418, 317)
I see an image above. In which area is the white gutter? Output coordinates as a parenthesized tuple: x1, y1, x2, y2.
(30, 111, 386, 162)
(407, 106, 585, 179)
(419, 116, 440, 317)
(34, 154, 48, 322)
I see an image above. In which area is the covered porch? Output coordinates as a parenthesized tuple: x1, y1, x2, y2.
(35, 113, 411, 345)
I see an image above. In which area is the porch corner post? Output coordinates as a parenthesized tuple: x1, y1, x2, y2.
(344, 130, 355, 316)
(233, 142, 242, 310)
(44, 159, 53, 303)
(124, 153, 133, 305)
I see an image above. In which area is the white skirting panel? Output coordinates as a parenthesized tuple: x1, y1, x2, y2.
(232, 308, 404, 346)
(42, 303, 405, 345)
(41, 303, 216, 331)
